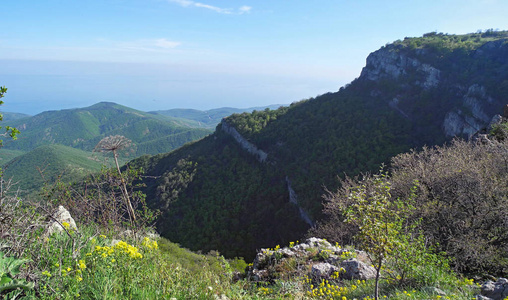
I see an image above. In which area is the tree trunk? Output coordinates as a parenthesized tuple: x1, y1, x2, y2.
(375, 259, 383, 300)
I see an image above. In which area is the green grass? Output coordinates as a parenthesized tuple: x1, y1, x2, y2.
(13, 225, 481, 300)
(19, 224, 255, 299)
(0, 197, 483, 299)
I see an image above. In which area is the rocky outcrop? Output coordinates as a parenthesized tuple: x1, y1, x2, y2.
(286, 177, 314, 227)
(311, 263, 341, 280)
(248, 237, 375, 283)
(360, 46, 440, 89)
(360, 41, 505, 139)
(443, 84, 496, 137)
(47, 206, 77, 235)
(220, 120, 268, 163)
(339, 258, 376, 280)
(481, 278, 508, 300)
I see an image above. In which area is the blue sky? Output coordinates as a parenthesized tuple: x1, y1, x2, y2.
(1, 0, 508, 115)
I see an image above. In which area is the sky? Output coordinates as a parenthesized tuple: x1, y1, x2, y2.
(1, 0, 508, 115)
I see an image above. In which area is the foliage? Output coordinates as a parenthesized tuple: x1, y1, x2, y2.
(153, 104, 283, 129)
(94, 135, 137, 223)
(0, 178, 484, 300)
(1, 144, 112, 196)
(19, 224, 248, 299)
(0, 86, 20, 149)
(1, 101, 210, 156)
(336, 173, 447, 299)
(490, 122, 508, 141)
(0, 251, 34, 295)
(316, 137, 508, 276)
(133, 28, 508, 260)
(155, 158, 198, 210)
(389, 138, 508, 275)
(43, 164, 157, 233)
(248, 240, 476, 300)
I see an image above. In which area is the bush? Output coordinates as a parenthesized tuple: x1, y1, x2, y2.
(390, 139, 508, 275)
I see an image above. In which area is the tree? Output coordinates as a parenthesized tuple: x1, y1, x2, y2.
(94, 135, 136, 223)
(0, 86, 20, 148)
(341, 173, 416, 300)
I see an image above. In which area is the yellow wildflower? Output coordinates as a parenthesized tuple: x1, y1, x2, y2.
(78, 260, 86, 270)
(61, 221, 70, 230)
(42, 270, 52, 278)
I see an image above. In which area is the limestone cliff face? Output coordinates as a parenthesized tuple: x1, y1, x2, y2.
(360, 46, 440, 89)
(286, 177, 314, 227)
(220, 120, 268, 162)
(443, 84, 494, 137)
(359, 40, 507, 138)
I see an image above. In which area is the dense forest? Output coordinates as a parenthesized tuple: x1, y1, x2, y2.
(131, 31, 508, 261)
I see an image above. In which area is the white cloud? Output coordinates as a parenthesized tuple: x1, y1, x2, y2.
(194, 2, 232, 14)
(170, 0, 194, 7)
(154, 38, 181, 49)
(168, 0, 251, 14)
(239, 6, 252, 14)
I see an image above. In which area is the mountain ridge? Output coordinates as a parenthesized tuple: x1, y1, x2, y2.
(130, 31, 508, 260)
(2, 102, 212, 155)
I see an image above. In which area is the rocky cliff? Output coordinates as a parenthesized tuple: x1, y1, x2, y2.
(220, 120, 268, 162)
(359, 34, 507, 139)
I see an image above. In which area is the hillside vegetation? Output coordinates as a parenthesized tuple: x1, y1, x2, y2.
(1, 144, 116, 194)
(151, 104, 284, 129)
(131, 31, 508, 261)
(2, 121, 505, 299)
(2, 102, 211, 156)
(0, 102, 212, 194)
(1, 31, 507, 299)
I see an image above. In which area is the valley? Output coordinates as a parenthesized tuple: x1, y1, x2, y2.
(1, 30, 507, 299)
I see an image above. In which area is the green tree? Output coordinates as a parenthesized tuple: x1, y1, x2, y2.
(342, 173, 416, 300)
(0, 86, 20, 148)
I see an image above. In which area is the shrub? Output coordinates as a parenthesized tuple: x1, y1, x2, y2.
(390, 139, 508, 275)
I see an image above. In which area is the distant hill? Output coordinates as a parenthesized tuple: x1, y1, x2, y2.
(150, 105, 284, 129)
(130, 31, 508, 260)
(1, 144, 113, 194)
(3, 102, 211, 156)
(0, 111, 31, 121)
(0, 149, 25, 165)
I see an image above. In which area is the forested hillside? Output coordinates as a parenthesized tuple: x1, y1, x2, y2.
(2, 102, 211, 156)
(131, 31, 508, 261)
(1, 144, 112, 193)
(0, 102, 212, 195)
(151, 105, 284, 129)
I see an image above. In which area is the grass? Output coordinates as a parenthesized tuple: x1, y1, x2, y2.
(21, 224, 252, 299)
(6, 221, 481, 300)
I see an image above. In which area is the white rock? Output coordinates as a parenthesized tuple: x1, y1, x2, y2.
(47, 206, 77, 235)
